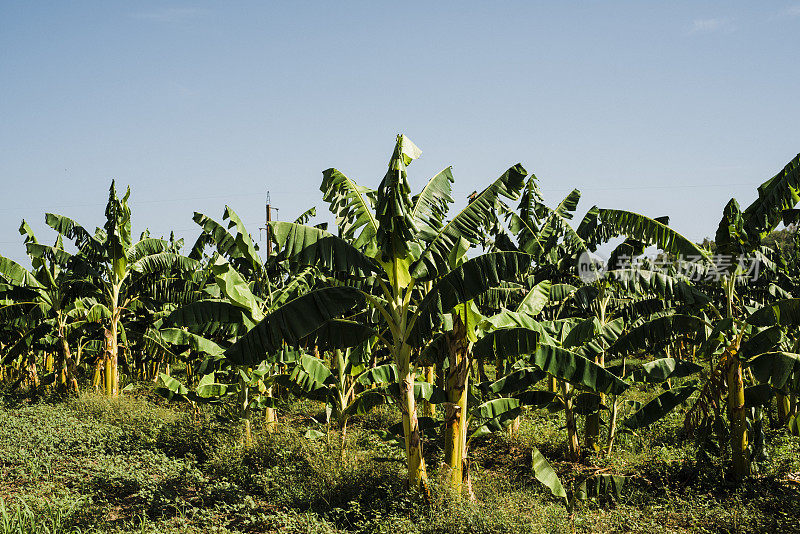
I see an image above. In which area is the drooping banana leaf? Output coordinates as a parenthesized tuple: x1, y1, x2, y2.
(472, 327, 540, 360)
(159, 328, 226, 356)
(45, 213, 104, 258)
(211, 258, 263, 320)
(478, 367, 546, 396)
(530, 447, 568, 503)
(469, 405, 524, 439)
(166, 300, 253, 337)
(623, 384, 696, 429)
(632, 357, 703, 383)
(516, 280, 552, 315)
(748, 351, 800, 391)
(528, 344, 629, 395)
(0, 256, 44, 290)
(579, 208, 711, 262)
(270, 222, 381, 277)
(468, 396, 521, 427)
(224, 286, 367, 365)
(343, 389, 390, 418)
(514, 390, 559, 408)
(746, 298, 800, 327)
(131, 253, 201, 276)
(126, 238, 169, 263)
(740, 325, 784, 359)
(608, 314, 708, 356)
(479, 310, 555, 345)
(742, 153, 800, 237)
(357, 363, 398, 386)
(745, 383, 775, 408)
(605, 269, 710, 306)
(300, 319, 376, 352)
(155, 373, 189, 402)
(297, 354, 336, 386)
(561, 317, 600, 349)
(25, 242, 73, 267)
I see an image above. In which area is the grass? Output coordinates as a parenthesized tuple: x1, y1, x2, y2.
(0, 382, 798, 534)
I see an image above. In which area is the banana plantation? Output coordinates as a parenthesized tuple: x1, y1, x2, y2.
(1, 136, 799, 533)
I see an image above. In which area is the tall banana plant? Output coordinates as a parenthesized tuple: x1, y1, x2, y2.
(165, 206, 326, 439)
(0, 223, 88, 394)
(245, 135, 531, 491)
(692, 154, 800, 480)
(494, 174, 712, 456)
(45, 182, 201, 396)
(602, 153, 800, 480)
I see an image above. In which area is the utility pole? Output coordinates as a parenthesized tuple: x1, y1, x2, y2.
(263, 192, 279, 256)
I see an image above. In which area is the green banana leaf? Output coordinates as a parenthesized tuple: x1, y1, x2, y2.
(408, 251, 532, 346)
(411, 164, 527, 280)
(529, 344, 629, 395)
(224, 287, 367, 366)
(411, 167, 454, 241)
(623, 384, 696, 429)
(270, 221, 381, 276)
(531, 447, 567, 503)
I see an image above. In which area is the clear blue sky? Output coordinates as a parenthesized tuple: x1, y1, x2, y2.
(2, 2, 799, 265)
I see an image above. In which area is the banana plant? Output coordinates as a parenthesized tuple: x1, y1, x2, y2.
(414, 284, 629, 493)
(492, 172, 713, 456)
(602, 160, 800, 480)
(278, 335, 404, 459)
(687, 153, 800, 480)
(165, 205, 345, 442)
(245, 134, 531, 492)
(0, 221, 113, 394)
(44, 182, 201, 396)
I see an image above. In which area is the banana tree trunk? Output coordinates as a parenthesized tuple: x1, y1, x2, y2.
(563, 381, 580, 462)
(397, 341, 428, 493)
(239, 371, 253, 447)
(264, 384, 277, 433)
(93, 357, 103, 392)
(59, 335, 79, 395)
(727, 358, 750, 480)
(507, 415, 521, 436)
(777, 392, 791, 426)
(605, 396, 618, 456)
(586, 306, 607, 452)
(400, 368, 428, 489)
(548, 375, 558, 393)
(26, 360, 40, 392)
(103, 319, 119, 397)
(477, 358, 488, 383)
(495, 354, 506, 380)
(584, 406, 600, 452)
(607, 355, 627, 455)
(443, 332, 469, 493)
